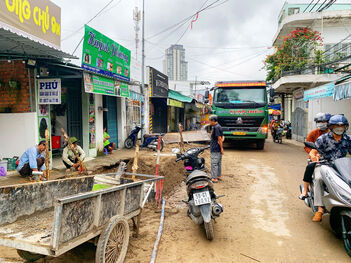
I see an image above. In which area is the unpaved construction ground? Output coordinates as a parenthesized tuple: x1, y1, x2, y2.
(1, 140, 350, 262)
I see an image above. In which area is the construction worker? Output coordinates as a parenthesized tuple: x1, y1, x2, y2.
(17, 141, 47, 181)
(62, 137, 86, 171)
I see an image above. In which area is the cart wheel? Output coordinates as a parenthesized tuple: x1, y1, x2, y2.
(96, 216, 130, 263)
(17, 250, 45, 262)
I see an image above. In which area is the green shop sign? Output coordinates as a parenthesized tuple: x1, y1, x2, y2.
(84, 73, 129, 97)
(81, 25, 131, 82)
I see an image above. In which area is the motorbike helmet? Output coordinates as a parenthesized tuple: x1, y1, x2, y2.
(272, 110, 280, 120)
(314, 112, 331, 123)
(329, 114, 349, 128)
(328, 115, 349, 135)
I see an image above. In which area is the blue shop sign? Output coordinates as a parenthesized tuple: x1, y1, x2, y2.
(303, 83, 334, 101)
(129, 91, 144, 102)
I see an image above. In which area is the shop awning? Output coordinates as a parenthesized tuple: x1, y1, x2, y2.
(0, 22, 77, 60)
(168, 89, 193, 103)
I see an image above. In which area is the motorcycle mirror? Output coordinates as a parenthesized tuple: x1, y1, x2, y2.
(172, 148, 181, 154)
(304, 141, 317, 150)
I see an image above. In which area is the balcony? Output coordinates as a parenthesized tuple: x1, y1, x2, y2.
(273, 9, 351, 47)
(272, 67, 344, 93)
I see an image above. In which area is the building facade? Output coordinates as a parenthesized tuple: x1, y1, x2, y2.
(164, 45, 188, 81)
(271, 2, 351, 141)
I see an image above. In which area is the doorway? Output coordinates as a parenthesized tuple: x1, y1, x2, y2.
(103, 96, 118, 147)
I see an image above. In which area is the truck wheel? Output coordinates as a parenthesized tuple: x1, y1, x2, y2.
(96, 216, 130, 263)
(256, 140, 265, 150)
(17, 250, 44, 262)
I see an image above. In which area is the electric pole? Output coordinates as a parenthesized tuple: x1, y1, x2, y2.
(141, 0, 145, 139)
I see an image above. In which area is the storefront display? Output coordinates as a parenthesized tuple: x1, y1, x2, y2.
(89, 94, 96, 149)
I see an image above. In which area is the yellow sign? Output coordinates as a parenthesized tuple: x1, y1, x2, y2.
(167, 99, 184, 108)
(233, 132, 247, 135)
(0, 0, 61, 48)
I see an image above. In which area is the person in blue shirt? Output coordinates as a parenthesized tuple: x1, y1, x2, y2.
(17, 141, 47, 181)
(309, 115, 351, 222)
(209, 115, 224, 183)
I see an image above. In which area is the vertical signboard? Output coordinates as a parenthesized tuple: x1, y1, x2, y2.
(88, 94, 96, 149)
(38, 78, 61, 104)
(149, 67, 169, 98)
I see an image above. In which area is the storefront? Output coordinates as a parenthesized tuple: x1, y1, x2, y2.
(0, 0, 80, 160)
(148, 67, 168, 133)
(81, 25, 131, 152)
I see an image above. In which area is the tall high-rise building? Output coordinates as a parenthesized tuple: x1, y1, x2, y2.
(163, 44, 188, 81)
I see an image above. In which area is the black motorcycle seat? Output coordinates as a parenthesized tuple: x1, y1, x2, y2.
(186, 170, 211, 185)
(334, 158, 351, 186)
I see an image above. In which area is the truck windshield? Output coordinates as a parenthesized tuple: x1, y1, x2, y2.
(214, 88, 266, 108)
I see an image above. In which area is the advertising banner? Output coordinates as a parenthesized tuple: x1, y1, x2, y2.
(304, 82, 335, 101)
(84, 72, 129, 97)
(38, 78, 61, 104)
(88, 94, 96, 149)
(149, 67, 168, 98)
(0, 0, 61, 48)
(81, 25, 131, 82)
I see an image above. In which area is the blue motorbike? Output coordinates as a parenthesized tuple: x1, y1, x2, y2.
(124, 125, 164, 151)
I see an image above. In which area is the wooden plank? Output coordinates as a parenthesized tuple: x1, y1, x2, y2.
(124, 185, 142, 215)
(132, 141, 140, 181)
(59, 197, 96, 243)
(163, 130, 210, 144)
(0, 176, 94, 226)
(45, 128, 50, 180)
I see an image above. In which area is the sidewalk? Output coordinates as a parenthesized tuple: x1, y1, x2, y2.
(0, 148, 135, 187)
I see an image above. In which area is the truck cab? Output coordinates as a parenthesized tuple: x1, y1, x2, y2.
(211, 81, 269, 150)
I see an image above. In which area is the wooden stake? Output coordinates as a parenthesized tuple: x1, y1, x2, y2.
(132, 140, 139, 181)
(45, 128, 50, 180)
(60, 128, 88, 175)
(178, 123, 185, 153)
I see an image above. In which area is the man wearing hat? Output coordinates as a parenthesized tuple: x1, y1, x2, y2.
(62, 137, 86, 171)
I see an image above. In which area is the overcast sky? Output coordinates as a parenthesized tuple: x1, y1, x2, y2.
(52, 0, 349, 83)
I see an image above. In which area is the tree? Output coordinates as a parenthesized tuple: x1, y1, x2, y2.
(265, 28, 323, 81)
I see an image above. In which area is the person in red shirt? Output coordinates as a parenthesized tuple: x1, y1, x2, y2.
(299, 113, 331, 201)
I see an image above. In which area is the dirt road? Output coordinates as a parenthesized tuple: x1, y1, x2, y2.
(156, 139, 350, 262)
(1, 139, 350, 262)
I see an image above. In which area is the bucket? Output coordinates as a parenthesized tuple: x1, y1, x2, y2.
(3, 158, 16, 171)
(0, 160, 7, 176)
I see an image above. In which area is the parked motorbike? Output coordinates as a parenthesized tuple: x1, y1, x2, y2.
(300, 141, 351, 257)
(173, 146, 223, 240)
(124, 125, 164, 151)
(285, 121, 292, 139)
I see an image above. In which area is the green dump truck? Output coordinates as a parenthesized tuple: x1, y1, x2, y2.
(210, 81, 269, 150)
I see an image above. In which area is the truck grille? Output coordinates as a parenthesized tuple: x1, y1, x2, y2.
(218, 116, 264, 131)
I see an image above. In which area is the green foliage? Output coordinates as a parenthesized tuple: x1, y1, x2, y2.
(265, 28, 323, 81)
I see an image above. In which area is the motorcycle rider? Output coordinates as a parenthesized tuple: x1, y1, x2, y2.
(309, 115, 351, 222)
(270, 110, 283, 139)
(299, 113, 331, 200)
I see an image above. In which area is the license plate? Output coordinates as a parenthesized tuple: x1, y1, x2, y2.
(233, 132, 246, 135)
(193, 191, 211, 206)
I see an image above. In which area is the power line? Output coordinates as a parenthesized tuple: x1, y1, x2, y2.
(316, 0, 328, 11)
(303, 0, 315, 12)
(319, 0, 337, 11)
(309, 0, 321, 12)
(146, 0, 222, 40)
(62, 0, 120, 42)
